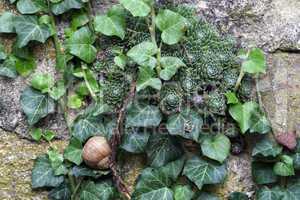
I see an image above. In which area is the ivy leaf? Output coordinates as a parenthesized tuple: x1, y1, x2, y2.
(155, 9, 188, 45)
(127, 41, 157, 68)
(16, 0, 47, 14)
(80, 181, 115, 200)
(72, 166, 110, 178)
(201, 134, 231, 163)
(14, 15, 52, 48)
(71, 10, 89, 30)
(31, 73, 55, 93)
(67, 27, 97, 63)
(183, 156, 227, 190)
(252, 162, 278, 184)
(120, 0, 151, 17)
(43, 130, 56, 142)
(252, 137, 282, 157)
(241, 48, 266, 74)
(0, 12, 15, 33)
(197, 192, 220, 200)
(0, 56, 18, 78)
(166, 108, 203, 142)
(49, 80, 66, 100)
(292, 153, 300, 170)
(20, 87, 55, 125)
(250, 115, 271, 134)
(51, 0, 83, 15)
(228, 192, 248, 200)
(72, 116, 105, 142)
(31, 155, 64, 188)
(273, 155, 295, 176)
(159, 56, 185, 81)
(47, 149, 67, 176)
(67, 94, 82, 109)
(160, 157, 185, 181)
(114, 55, 127, 69)
(121, 129, 150, 153)
(282, 180, 300, 200)
(256, 187, 282, 200)
(30, 128, 43, 142)
(126, 103, 162, 127)
(94, 5, 126, 39)
(137, 188, 174, 200)
(173, 185, 194, 200)
(82, 67, 100, 93)
(64, 137, 83, 165)
(132, 167, 172, 199)
(225, 92, 239, 104)
(48, 182, 71, 200)
(146, 134, 183, 167)
(137, 66, 162, 92)
(0, 44, 6, 60)
(15, 56, 36, 76)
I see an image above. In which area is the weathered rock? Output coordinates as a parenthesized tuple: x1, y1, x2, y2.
(0, 129, 67, 200)
(198, 0, 300, 52)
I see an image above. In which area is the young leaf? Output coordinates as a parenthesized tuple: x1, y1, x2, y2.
(120, 0, 151, 17)
(16, 0, 47, 14)
(146, 134, 182, 167)
(49, 80, 66, 100)
(166, 108, 203, 142)
(30, 128, 43, 142)
(159, 56, 185, 81)
(31, 155, 64, 188)
(43, 130, 56, 142)
(225, 92, 239, 104)
(14, 15, 52, 48)
(127, 41, 157, 68)
(173, 185, 194, 200)
(94, 5, 126, 39)
(51, 0, 83, 15)
(126, 103, 162, 127)
(67, 94, 82, 109)
(72, 116, 105, 142)
(137, 66, 162, 92)
(121, 129, 150, 153)
(20, 87, 55, 125)
(155, 9, 188, 45)
(0, 12, 15, 33)
(201, 134, 231, 163)
(71, 10, 89, 30)
(252, 162, 278, 184)
(15, 56, 36, 76)
(80, 181, 115, 200)
(64, 137, 83, 165)
(183, 156, 227, 190)
(273, 155, 295, 176)
(241, 48, 266, 74)
(252, 137, 282, 157)
(66, 27, 97, 63)
(31, 73, 55, 93)
(47, 148, 66, 175)
(0, 56, 18, 78)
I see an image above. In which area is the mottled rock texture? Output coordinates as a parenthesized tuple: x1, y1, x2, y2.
(0, 0, 300, 199)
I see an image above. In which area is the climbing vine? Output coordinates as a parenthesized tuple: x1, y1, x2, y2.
(0, 0, 299, 199)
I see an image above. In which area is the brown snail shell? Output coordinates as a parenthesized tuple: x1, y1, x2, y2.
(82, 136, 111, 169)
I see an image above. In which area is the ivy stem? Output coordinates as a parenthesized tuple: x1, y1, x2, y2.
(68, 172, 76, 195)
(81, 65, 97, 100)
(71, 178, 83, 200)
(234, 70, 245, 91)
(148, 7, 161, 74)
(255, 76, 263, 109)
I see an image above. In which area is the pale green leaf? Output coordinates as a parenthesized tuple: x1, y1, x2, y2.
(137, 66, 162, 92)
(31, 73, 55, 93)
(242, 48, 266, 74)
(67, 94, 82, 109)
(120, 0, 151, 17)
(0, 12, 15, 33)
(127, 41, 157, 68)
(51, 0, 83, 15)
(17, 0, 47, 14)
(159, 56, 185, 80)
(225, 92, 239, 104)
(273, 155, 295, 176)
(64, 137, 83, 165)
(173, 185, 194, 200)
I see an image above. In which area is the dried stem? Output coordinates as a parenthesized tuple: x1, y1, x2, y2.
(109, 80, 137, 200)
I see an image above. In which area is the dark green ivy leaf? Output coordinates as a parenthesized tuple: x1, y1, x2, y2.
(71, 166, 110, 178)
(72, 115, 105, 142)
(252, 137, 282, 157)
(228, 192, 248, 200)
(67, 26, 97, 63)
(256, 187, 282, 200)
(0, 56, 18, 78)
(48, 182, 71, 200)
(166, 108, 203, 142)
(20, 87, 55, 125)
(183, 156, 227, 190)
(160, 157, 185, 181)
(121, 129, 150, 153)
(31, 155, 64, 188)
(173, 185, 194, 200)
(126, 103, 162, 127)
(159, 56, 185, 81)
(282, 179, 300, 200)
(273, 155, 295, 176)
(196, 192, 219, 200)
(80, 181, 115, 200)
(252, 162, 278, 184)
(14, 15, 52, 48)
(127, 41, 157, 68)
(146, 134, 182, 167)
(136, 66, 162, 92)
(51, 0, 83, 15)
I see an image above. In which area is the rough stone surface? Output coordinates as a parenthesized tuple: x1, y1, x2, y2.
(0, 129, 67, 200)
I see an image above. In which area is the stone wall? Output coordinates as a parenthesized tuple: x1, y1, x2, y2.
(0, 0, 299, 199)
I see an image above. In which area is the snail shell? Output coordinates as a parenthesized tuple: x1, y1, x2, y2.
(82, 136, 112, 169)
